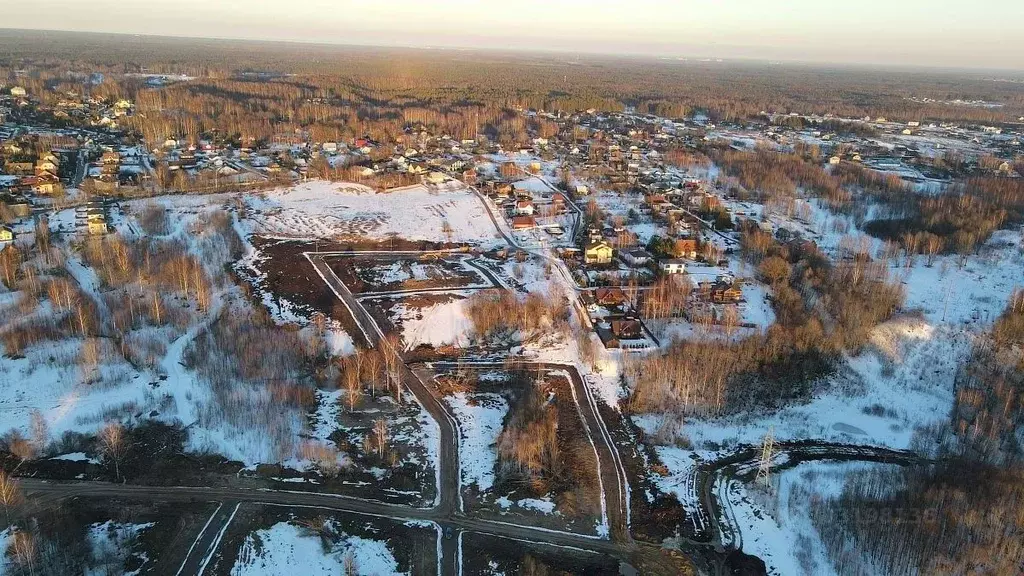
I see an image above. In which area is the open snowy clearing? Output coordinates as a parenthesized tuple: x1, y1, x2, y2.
(231, 521, 405, 576)
(241, 180, 502, 245)
(387, 296, 475, 350)
(447, 391, 508, 493)
(725, 461, 895, 576)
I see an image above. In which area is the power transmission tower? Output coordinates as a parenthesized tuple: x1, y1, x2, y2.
(756, 426, 775, 489)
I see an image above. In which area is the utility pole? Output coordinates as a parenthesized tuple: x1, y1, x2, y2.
(756, 426, 775, 489)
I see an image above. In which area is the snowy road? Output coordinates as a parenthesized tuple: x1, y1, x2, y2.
(16, 479, 676, 574)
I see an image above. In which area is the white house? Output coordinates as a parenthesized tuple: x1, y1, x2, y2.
(515, 199, 535, 216)
(659, 259, 686, 274)
(10, 86, 26, 97)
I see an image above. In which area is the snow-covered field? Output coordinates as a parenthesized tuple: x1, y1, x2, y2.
(632, 211, 1024, 573)
(389, 296, 474, 350)
(447, 392, 508, 492)
(242, 181, 501, 245)
(231, 521, 405, 576)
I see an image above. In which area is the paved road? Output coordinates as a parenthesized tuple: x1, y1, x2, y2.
(306, 253, 379, 348)
(305, 212, 633, 545)
(306, 252, 460, 515)
(17, 186, 921, 574)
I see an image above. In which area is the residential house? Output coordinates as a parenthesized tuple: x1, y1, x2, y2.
(499, 161, 519, 180)
(610, 318, 643, 340)
(599, 317, 646, 349)
(551, 193, 566, 214)
(100, 150, 121, 176)
(9, 87, 26, 98)
(494, 183, 513, 199)
(511, 215, 536, 230)
(3, 161, 34, 176)
(584, 241, 614, 265)
(699, 281, 743, 304)
(673, 238, 699, 259)
(87, 219, 108, 235)
(80, 205, 109, 235)
(594, 287, 626, 308)
(0, 225, 14, 244)
(35, 156, 60, 176)
(514, 199, 535, 216)
(659, 259, 687, 274)
(425, 171, 448, 184)
(621, 248, 653, 267)
(3, 198, 30, 218)
(33, 173, 64, 196)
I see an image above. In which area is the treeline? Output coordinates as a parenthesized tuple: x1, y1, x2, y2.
(494, 371, 602, 519)
(715, 148, 1024, 256)
(947, 290, 1024, 464)
(465, 291, 570, 345)
(810, 461, 1024, 576)
(628, 226, 903, 415)
(863, 176, 1024, 257)
(496, 374, 560, 491)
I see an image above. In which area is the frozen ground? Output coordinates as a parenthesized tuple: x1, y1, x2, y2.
(86, 520, 155, 576)
(241, 180, 501, 245)
(636, 227, 1024, 573)
(724, 461, 893, 576)
(637, 315, 968, 454)
(447, 392, 508, 492)
(231, 521, 404, 576)
(389, 296, 474, 350)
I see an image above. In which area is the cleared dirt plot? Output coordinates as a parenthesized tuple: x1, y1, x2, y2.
(0, 497, 218, 575)
(292, 384, 438, 506)
(204, 504, 437, 575)
(435, 367, 605, 536)
(460, 532, 622, 575)
(328, 254, 492, 295)
(242, 180, 501, 246)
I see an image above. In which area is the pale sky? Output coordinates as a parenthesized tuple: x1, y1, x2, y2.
(3, 0, 1023, 70)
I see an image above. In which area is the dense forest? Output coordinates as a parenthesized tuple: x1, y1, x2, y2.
(2, 29, 1023, 152)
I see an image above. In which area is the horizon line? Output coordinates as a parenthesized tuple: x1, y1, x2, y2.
(2, 27, 1023, 76)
